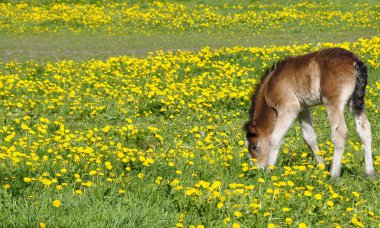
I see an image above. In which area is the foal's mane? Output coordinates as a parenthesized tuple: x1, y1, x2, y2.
(244, 58, 290, 133)
(248, 58, 290, 117)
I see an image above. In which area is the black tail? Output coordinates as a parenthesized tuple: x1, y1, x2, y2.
(352, 61, 368, 114)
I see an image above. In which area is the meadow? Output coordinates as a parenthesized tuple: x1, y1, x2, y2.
(0, 1, 380, 227)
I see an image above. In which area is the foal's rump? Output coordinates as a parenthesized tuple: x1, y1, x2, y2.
(318, 48, 366, 108)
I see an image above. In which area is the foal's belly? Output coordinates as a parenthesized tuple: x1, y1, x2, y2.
(294, 82, 322, 107)
(299, 94, 322, 107)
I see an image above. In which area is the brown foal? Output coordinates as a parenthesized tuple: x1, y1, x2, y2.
(244, 48, 375, 178)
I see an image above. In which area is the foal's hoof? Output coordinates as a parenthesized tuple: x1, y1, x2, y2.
(366, 171, 377, 179)
(329, 172, 341, 181)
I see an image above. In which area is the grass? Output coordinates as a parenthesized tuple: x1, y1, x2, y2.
(0, 0, 380, 227)
(1, 29, 380, 62)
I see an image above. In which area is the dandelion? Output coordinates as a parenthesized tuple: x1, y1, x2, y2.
(175, 223, 184, 228)
(304, 191, 312, 197)
(327, 201, 334, 207)
(234, 211, 243, 218)
(210, 181, 222, 191)
(351, 216, 364, 228)
(298, 223, 307, 228)
(285, 218, 293, 224)
(52, 199, 61, 207)
(352, 192, 360, 198)
(318, 163, 326, 170)
(82, 181, 93, 187)
(101, 125, 111, 132)
(168, 161, 175, 167)
(23, 177, 32, 183)
(287, 181, 295, 187)
(185, 188, 197, 196)
(105, 161, 113, 170)
(314, 193, 323, 200)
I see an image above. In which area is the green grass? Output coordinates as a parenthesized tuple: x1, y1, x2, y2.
(1, 29, 379, 62)
(0, 0, 380, 227)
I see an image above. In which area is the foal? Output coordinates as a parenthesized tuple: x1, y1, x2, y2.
(244, 48, 375, 178)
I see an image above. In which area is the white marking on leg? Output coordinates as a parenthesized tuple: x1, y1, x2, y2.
(353, 112, 375, 176)
(298, 109, 325, 165)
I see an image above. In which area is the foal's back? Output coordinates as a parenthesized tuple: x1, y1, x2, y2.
(264, 48, 361, 109)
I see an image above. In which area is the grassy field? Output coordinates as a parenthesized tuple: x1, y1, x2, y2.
(0, 1, 380, 227)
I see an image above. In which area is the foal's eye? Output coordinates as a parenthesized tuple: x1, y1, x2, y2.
(251, 144, 258, 150)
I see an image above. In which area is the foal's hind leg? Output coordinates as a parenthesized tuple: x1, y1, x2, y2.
(326, 102, 348, 178)
(298, 109, 325, 165)
(352, 110, 375, 177)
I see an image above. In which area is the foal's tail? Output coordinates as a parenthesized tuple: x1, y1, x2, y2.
(352, 61, 368, 114)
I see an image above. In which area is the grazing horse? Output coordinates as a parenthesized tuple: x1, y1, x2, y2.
(244, 48, 375, 178)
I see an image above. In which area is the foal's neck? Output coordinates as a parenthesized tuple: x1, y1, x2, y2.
(252, 85, 277, 136)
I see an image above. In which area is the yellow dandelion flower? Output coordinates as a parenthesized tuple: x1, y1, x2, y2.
(23, 177, 32, 183)
(234, 211, 243, 218)
(168, 162, 175, 167)
(285, 218, 293, 224)
(298, 223, 307, 228)
(304, 191, 312, 197)
(327, 201, 334, 207)
(314, 193, 323, 200)
(52, 199, 61, 208)
(318, 163, 326, 170)
(352, 192, 360, 198)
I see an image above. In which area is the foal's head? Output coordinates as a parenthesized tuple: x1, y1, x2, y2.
(244, 121, 271, 168)
(244, 63, 279, 168)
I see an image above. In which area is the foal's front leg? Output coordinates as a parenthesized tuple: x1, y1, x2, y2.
(267, 108, 300, 168)
(298, 109, 325, 165)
